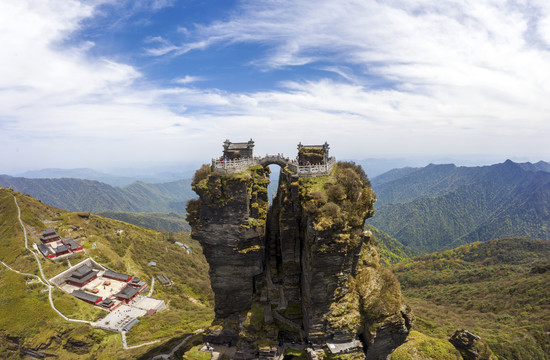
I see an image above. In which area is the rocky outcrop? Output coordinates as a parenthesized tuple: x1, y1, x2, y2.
(449, 330, 496, 360)
(188, 161, 412, 359)
(187, 164, 270, 319)
(0, 332, 76, 358)
(63, 337, 94, 355)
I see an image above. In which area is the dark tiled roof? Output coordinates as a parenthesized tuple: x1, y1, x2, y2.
(101, 298, 114, 307)
(103, 269, 131, 282)
(227, 142, 251, 150)
(40, 228, 60, 242)
(40, 234, 60, 242)
(129, 278, 147, 288)
(55, 244, 69, 255)
(67, 265, 97, 284)
(71, 265, 94, 279)
(116, 285, 139, 300)
(62, 238, 82, 250)
(38, 244, 53, 257)
(72, 290, 100, 303)
(43, 228, 57, 236)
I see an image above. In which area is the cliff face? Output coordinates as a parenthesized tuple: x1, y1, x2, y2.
(187, 162, 412, 359)
(187, 165, 269, 319)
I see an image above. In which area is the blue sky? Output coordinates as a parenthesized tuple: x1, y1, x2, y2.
(1, 0, 550, 174)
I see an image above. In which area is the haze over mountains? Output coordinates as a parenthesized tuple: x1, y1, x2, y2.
(368, 160, 550, 253)
(16, 163, 203, 186)
(0, 175, 194, 214)
(17, 168, 162, 187)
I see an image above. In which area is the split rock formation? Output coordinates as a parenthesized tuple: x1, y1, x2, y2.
(187, 152, 412, 359)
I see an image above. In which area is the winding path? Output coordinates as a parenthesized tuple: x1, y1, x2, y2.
(8, 193, 97, 325)
(147, 276, 155, 297)
(12, 194, 49, 284)
(121, 331, 160, 350)
(0, 260, 48, 287)
(151, 333, 196, 360)
(1, 191, 170, 351)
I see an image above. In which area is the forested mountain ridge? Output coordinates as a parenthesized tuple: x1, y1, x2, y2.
(373, 160, 550, 206)
(0, 175, 195, 214)
(368, 160, 550, 252)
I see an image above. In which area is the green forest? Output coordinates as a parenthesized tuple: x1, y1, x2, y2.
(392, 237, 550, 358)
(368, 160, 550, 253)
(0, 176, 195, 214)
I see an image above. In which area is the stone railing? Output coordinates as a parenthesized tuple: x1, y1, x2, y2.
(212, 155, 336, 177)
(288, 157, 336, 177)
(211, 157, 260, 174)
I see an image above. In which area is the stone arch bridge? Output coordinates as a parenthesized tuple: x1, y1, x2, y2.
(258, 154, 290, 168)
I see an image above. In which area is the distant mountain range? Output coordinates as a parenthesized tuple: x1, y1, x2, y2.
(0, 175, 195, 213)
(3, 159, 550, 247)
(353, 155, 513, 179)
(16, 167, 197, 187)
(368, 160, 550, 253)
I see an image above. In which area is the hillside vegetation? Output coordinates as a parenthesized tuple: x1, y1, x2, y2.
(97, 211, 191, 232)
(368, 160, 550, 253)
(0, 176, 195, 214)
(366, 225, 416, 265)
(0, 187, 213, 359)
(393, 237, 550, 359)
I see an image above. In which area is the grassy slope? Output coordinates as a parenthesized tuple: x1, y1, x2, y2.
(97, 211, 191, 232)
(0, 187, 213, 359)
(392, 237, 550, 359)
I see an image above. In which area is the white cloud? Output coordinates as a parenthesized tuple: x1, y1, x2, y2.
(0, 0, 196, 171)
(173, 75, 204, 85)
(144, 36, 179, 56)
(2, 0, 550, 173)
(169, 0, 550, 153)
